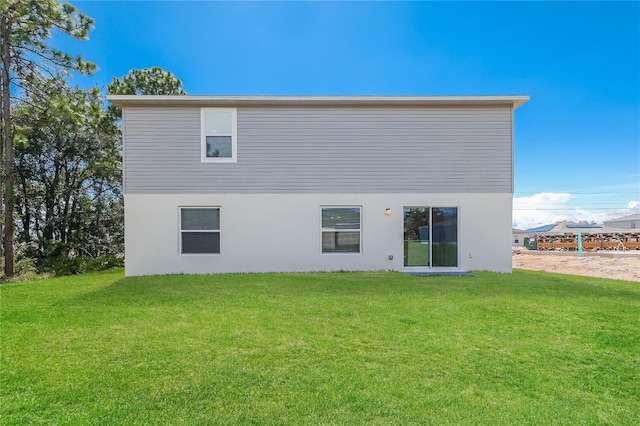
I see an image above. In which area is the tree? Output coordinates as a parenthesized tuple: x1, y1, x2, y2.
(0, 0, 95, 277)
(13, 76, 122, 270)
(107, 67, 185, 116)
(107, 66, 186, 96)
(8, 66, 186, 276)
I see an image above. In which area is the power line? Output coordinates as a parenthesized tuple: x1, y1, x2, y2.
(512, 203, 630, 209)
(513, 208, 638, 211)
(513, 191, 639, 196)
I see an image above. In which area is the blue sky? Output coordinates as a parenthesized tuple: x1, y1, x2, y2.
(56, 1, 639, 229)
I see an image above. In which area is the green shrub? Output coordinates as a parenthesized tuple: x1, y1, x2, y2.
(36, 241, 123, 275)
(79, 255, 124, 273)
(42, 254, 123, 276)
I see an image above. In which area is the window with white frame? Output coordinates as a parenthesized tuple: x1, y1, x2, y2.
(321, 207, 361, 253)
(201, 108, 237, 162)
(180, 207, 220, 254)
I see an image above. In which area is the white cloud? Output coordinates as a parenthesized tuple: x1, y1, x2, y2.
(512, 193, 572, 230)
(512, 193, 640, 230)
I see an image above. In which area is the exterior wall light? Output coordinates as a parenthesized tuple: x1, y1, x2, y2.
(385, 208, 392, 216)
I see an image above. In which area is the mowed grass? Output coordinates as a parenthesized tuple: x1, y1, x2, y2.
(1, 270, 639, 425)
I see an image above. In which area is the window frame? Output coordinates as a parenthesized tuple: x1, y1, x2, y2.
(320, 206, 362, 255)
(179, 206, 221, 256)
(201, 108, 238, 163)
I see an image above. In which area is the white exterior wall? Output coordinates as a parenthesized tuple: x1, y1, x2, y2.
(125, 193, 512, 276)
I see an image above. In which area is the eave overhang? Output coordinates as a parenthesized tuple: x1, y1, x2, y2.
(106, 95, 530, 109)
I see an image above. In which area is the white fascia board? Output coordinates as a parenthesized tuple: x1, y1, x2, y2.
(106, 95, 530, 109)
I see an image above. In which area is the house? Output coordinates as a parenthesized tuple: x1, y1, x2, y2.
(527, 221, 606, 236)
(106, 95, 529, 276)
(512, 229, 529, 247)
(527, 221, 627, 236)
(604, 213, 640, 230)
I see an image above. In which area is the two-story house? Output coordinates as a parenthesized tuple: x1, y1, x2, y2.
(107, 95, 529, 276)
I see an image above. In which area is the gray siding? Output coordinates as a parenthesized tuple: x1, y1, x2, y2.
(123, 106, 513, 194)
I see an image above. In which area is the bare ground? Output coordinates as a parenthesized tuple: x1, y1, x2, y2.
(512, 251, 640, 282)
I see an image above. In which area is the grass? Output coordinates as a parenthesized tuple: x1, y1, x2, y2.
(1, 269, 639, 425)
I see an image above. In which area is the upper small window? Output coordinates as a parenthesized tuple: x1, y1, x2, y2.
(201, 108, 237, 162)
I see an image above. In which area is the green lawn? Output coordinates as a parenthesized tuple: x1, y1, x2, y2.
(1, 270, 638, 425)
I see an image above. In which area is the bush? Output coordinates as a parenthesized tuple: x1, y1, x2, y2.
(1, 241, 123, 281)
(79, 255, 124, 273)
(42, 254, 123, 276)
(0, 255, 48, 283)
(36, 241, 122, 275)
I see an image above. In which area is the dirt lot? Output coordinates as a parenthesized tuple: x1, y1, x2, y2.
(512, 251, 640, 282)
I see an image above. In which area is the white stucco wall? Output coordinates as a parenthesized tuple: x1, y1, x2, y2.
(124, 193, 512, 276)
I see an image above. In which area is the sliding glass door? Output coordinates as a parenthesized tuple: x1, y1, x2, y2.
(403, 207, 458, 268)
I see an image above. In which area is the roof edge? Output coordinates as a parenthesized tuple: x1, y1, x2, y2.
(106, 95, 530, 109)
